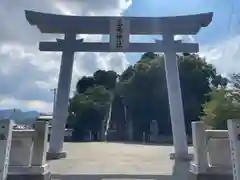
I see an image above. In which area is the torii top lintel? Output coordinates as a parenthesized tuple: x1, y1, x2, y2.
(25, 10, 213, 35)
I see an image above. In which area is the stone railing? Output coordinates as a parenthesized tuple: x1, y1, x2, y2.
(0, 119, 51, 180)
(190, 120, 240, 180)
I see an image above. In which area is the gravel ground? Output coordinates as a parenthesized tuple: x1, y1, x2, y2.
(48, 142, 193, 180)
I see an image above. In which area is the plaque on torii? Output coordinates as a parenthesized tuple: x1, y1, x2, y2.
(25, 10, 213, 160)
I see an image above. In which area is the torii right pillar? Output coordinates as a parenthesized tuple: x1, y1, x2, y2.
(163, 34, 189, 160)
(162, 17, 212, 160)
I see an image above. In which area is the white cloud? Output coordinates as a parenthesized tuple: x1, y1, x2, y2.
(4, 0, 238, 113)
(175, 34, 240, 77)
(174, 35, 195, 43)
(0, 0, 131, 112)
(199, 35, 240, 75)
(0, 97, 53, 113)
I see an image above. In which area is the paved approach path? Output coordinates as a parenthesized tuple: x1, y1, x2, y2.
(48, 142, 193, 179)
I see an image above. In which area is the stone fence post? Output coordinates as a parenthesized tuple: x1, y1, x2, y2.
(227, 119, 240, 180)
(192, 121, 208, 173)
(31, 121, 48, 166)
(0, 119, 13, 180)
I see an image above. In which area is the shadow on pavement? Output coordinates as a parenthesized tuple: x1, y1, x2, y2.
(51, 160, 190, 180)
(51, 174, 173, 180)
(113, 141, 174, 147)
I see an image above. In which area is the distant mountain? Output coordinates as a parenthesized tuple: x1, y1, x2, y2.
(0, 109, 14, 119)
(0, 109, 41, 124)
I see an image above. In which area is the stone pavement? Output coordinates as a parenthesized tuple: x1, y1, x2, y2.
(48, 142, 193, 180)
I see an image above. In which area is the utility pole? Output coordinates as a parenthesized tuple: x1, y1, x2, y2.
(50, 88, 57, 116)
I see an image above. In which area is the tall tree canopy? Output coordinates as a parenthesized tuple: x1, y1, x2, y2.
(68, 70, 118, 140)
(118, 53, 226, 138)
(68, 53, 227, 141)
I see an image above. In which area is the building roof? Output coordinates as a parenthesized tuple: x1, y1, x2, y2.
(37, 115, 53, 121)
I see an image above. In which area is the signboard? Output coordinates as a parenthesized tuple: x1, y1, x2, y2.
(228, 119, 240, 180)
(0, 119, 13, 180)
(110, 18, 130, 50)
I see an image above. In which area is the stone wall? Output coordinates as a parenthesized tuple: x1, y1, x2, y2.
(0, 120, 51, 180)
(190, 121, 233, 180)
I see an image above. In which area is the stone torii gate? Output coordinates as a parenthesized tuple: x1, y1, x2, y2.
(25, 10, 213, 160)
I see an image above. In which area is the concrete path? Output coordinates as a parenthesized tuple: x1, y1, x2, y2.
(48, 142, 193, 179)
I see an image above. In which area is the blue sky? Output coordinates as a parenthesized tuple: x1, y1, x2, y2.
(124, 0, 240, 64)
(1, 0, 240, 112)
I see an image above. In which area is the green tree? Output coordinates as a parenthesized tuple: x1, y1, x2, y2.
(76, 76, 95, 94)
(118, 53, 226, 139)
(201, 88, 240, 129)
(94, 70, 118, 90)
(178, 54, 227, 133)
(201, 73, 240, 129)
(69, 85, 111, 140)
(68, 70, 118, 140)
(68, 52, 227, 141)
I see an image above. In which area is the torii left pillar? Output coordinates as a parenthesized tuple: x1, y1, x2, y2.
(47, 33, 76, 159)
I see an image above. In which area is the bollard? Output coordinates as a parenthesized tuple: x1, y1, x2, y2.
(0, 119, 13, 180)
(128, 120, 133, 141)
(143, 132, 146, 144)
(89, 131, 92, 141)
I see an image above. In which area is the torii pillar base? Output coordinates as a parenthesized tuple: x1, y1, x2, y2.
(169, 153, 193, 161)
(46, 151, 66, 160)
